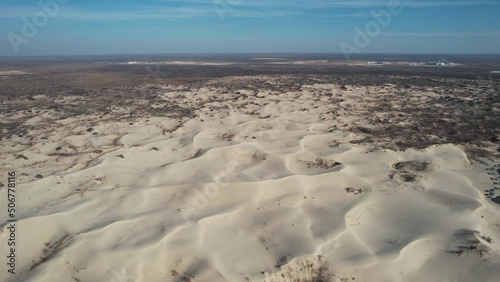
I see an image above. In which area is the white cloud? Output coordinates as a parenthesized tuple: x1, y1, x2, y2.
(0, 5, 298, 21)
(379, 31, 500, 36)
(1, 0, 498, 21)
(159, 0, 500, 9)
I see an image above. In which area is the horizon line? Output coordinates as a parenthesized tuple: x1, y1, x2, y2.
(2, 52, 500, 59)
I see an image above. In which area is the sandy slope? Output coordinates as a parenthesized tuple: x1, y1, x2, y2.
(1, 82, 499, 282)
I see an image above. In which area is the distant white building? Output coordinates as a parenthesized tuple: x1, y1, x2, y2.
(426, 59, 450, 66)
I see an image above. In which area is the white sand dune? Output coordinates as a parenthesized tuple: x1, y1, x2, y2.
(1, 82, 499, 282)
(0, 70, 29, 76)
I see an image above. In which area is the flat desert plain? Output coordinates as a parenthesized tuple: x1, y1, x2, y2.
(0, 58, 499, 282)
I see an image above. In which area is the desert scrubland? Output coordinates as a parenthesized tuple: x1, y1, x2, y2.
(0, 58, 499, 282)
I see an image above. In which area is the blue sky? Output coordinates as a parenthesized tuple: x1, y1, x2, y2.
(0, 0, 499, 56)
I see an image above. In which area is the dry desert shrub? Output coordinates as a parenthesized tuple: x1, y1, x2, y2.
(264, 255, 333, 282)
(301, 158, 341, 170)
